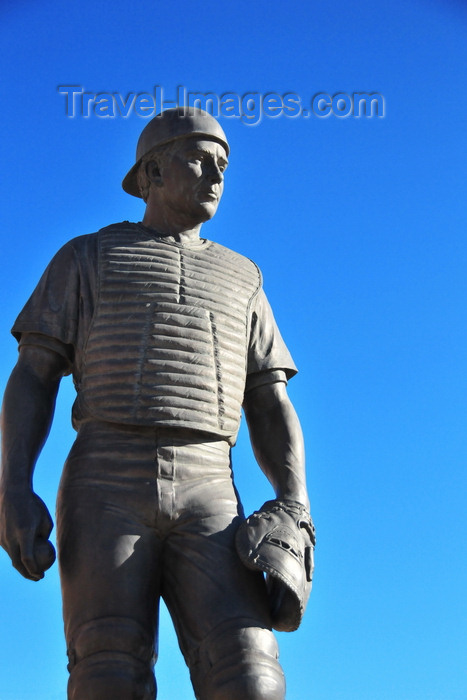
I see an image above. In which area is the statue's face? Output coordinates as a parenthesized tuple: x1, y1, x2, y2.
(158, 137, 228, 224)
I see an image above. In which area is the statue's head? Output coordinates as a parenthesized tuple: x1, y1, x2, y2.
(122, 107, 230, 199)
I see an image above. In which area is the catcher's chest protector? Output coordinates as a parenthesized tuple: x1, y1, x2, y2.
(77, 224, 261, 441)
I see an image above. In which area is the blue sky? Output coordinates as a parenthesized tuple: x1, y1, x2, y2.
(1, 1, 467, 698)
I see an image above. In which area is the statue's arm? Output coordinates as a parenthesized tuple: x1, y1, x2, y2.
(243, 380, 309, 508)
(0, 344, 68, 580)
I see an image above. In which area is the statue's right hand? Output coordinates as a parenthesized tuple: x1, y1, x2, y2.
(0, 488, 55, 581)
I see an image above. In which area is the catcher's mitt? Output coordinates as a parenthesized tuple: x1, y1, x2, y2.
(235, 499, 315, 632)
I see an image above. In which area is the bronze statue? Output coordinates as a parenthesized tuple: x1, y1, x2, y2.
(0, 108, 314, 700)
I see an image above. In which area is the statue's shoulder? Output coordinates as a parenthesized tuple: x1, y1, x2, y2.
(67, 221, 139, 250)
(207, 240, 262, 279)
(97, 221, 137, 233)
(94, 221, 139, 238)
(58, 222, 136, 266)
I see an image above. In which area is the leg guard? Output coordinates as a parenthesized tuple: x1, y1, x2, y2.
(66, 617, 157, 700)
(191, 620, 286, 700)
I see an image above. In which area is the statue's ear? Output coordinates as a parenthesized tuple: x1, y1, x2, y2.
(145, 160, 162, 187)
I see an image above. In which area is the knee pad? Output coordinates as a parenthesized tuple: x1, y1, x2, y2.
(192, 619, 285, 700)
(67, 617, 156, 700)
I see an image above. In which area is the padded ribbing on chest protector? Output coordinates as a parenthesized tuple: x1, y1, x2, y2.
(77, 225, 261, 439)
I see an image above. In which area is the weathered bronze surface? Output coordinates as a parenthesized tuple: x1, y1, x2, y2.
(0, 108, 313, 699)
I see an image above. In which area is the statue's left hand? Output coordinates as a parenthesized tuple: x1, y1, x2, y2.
(235, 499, 315, 631)
(0, 488, 56, 581)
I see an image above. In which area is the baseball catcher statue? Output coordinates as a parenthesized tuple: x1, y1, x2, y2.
(0, 107, 315, 700)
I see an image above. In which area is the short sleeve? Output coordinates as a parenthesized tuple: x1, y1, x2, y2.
(247, 288, 298, 379)
(11, 241, 81, 348)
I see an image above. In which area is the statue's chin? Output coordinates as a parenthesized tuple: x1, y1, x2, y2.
(197, 200, 219, 222)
